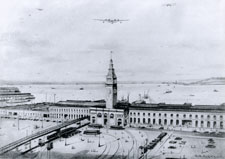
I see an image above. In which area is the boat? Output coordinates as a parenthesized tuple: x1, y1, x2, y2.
(213, 89, 218, 92)
(79, 87, 84, 90)
(164, 90, 172, 94)
(0, 87, 35, 107)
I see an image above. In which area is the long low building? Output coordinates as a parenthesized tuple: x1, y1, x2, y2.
(129, 103, 225, 131)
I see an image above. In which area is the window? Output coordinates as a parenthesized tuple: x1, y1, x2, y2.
(143, 113, 145, 116)
(220, 122, 223, 129)
(195, 115, 198, 119)
(159, 119, 161, 125)
(138, 113, 140, 116)
(183, 114, 186, 118)
(213, 115, 216, 120)
(130, 112, 132, 116)
(97, 113, 102, 118)
(207, 115, 210, 119)
(138, 118, 140, 123)
(201, 115, 204, 119)
(176, 114, 179, 117)
(220, 115, 223, 120)
(171, 114, 173, 117)
(207, 121, 210, 128)
(153, 113, 155, 117)
(148, 113, 150, 116)
(143, 118, 146, 124)
(110, 113, 114, 118)
(130, 118, 132, 123)
(164, 114, 167, 117)
(159, 113, 161, 117)
(189, 114, 192, 118)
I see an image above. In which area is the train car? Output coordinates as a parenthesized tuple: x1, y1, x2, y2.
(47, 132, 58, 140)
(83, 129, 101, 135)
(110, 125, 125, 130)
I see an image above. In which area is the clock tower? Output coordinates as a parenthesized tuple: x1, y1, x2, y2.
(105, 53, 117, 109)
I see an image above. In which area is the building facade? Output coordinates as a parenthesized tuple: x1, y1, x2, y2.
(129, 103, 225, 132)
(90, 55, 124, 126)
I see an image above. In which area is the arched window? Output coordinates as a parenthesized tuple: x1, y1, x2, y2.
(134, 118, 136, 123)
(159, 119, 161, 125)
(220, 122, 223, 129)
(138, 113, 140, 116)
(148, 118, 151, 124)
(176, 114, 179, 118)
(97, 113, 102, 118)
(195, 121, 198, 127)
(213, 121, 217, 128)
(138, 118, 140, 123)
(104, 113, 107, 118)
(213, 115, 216, 120)
(201, 121, 204, 128)
(195, 115, 198, 119)
(159, 113, 161, 117)
(164, 114, 167, 117)
(207, 121, 210, 128)
(130, 118, 132, 123)
(171, 114, 173, 117)
(207, 115, 210, 119)
(170, 119, 173, 125)
(143, 113, 145, 116)
(164, 119, 167, 125)
(143, 118, 146, 124)
(110, 113, 114, 118)
(176, 120, 179, 125)
(183, 114, 186, 118)
(153, 119, 156, 124)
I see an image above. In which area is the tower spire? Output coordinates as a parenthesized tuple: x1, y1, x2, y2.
(105, 51, 117, 109)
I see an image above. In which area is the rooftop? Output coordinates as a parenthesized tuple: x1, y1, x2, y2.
(130, 103, 225, 113)
(52, 100, 106, 108)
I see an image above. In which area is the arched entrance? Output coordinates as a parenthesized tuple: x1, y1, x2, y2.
(104, 113, 108, 125)
(92, 116, 96, 124)
(117, 118, 122, 126)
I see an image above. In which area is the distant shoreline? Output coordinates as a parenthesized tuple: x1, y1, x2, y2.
(0, 77, 225, 86)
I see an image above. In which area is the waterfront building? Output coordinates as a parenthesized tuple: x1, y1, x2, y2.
(49, 100, 105, 121)
(129, 103, 225, 131)
(0, 54, 224, 132)
(0, 103, 49, 120)
(89, 55, 124, 126)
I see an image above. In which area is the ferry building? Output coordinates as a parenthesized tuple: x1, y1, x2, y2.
(0, 55, 225, 132)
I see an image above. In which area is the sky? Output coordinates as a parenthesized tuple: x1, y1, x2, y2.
(0, 0, 225, 82)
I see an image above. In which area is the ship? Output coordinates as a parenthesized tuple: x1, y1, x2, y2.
(0, 87, 35, 107)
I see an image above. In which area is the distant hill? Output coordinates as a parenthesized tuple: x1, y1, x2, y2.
(188, 77, 225, 85)
(1, 77, 224, 85)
